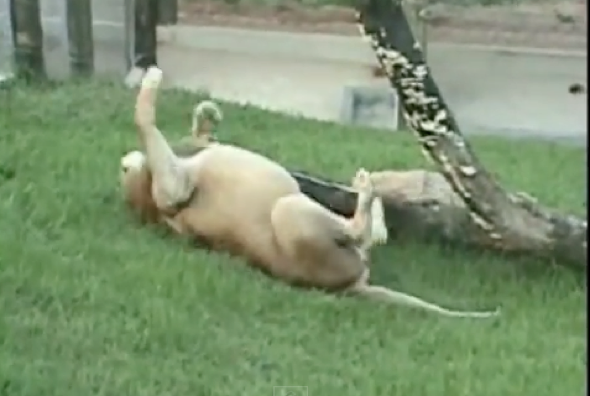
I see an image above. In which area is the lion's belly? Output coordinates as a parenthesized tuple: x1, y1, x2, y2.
(182, 145, 300, 263)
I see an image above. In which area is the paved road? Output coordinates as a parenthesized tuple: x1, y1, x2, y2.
(156, 41, 586, 145)
(426, 46, 586, 144)
(1, 1, 586, 144)
(155, 25, 587, 145)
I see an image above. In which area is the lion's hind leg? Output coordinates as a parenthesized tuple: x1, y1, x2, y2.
(134, 66, 194, 210)
(269, 178, 377, 290)
(350, 170, 388, 247)
(344, 168, 379, 259)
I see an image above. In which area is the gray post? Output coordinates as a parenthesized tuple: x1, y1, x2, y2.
(9, 0, 45, 80)
(65, 0, 95, 77)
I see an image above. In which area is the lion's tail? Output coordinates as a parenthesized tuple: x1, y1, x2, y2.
(191, 100, 223, 140)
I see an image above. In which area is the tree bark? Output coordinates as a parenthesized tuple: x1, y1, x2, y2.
(351, 0, 586, 269)
(9, 0, 45, 80)
(134, 0, 158, 69)
(65, 0, 94, 77)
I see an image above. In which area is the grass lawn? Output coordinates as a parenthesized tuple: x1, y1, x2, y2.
(0, 81, 586, 396)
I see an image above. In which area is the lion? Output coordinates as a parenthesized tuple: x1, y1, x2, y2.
(118, 66, 499, 318)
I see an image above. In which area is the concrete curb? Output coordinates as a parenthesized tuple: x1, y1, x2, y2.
(156, 24, 587, 63)
(156, 25, 376, 64)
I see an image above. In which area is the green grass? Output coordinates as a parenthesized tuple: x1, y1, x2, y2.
(0, 81, 586, 396)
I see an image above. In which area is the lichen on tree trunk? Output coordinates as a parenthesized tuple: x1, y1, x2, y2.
(352, 0, 586, 269)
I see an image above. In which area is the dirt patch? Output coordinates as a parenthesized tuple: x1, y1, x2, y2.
(179, 0, 587, 51)
(179, 0, 360, 35)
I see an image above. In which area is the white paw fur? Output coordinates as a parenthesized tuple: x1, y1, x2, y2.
(141, 66, 163, 89)
(121, 150, 146, 173)
(352, 168, 387, 245)
(370, 197, 388, 245)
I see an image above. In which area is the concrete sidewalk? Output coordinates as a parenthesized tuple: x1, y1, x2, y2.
(154, 26, 586, 144)
(158, 46, 387, 123)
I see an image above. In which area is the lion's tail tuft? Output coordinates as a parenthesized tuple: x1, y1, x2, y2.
(191, 100, 223, 140)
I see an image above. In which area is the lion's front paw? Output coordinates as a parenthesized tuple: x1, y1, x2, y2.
(141, 66, 163, 89)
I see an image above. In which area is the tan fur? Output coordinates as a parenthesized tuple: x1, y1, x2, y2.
(118, 67, 500, 318)
(190, 100, 222, 146)
(120, 151, 159, 224)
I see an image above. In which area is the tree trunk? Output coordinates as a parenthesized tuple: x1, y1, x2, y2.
(9, 0, 45, 80)
(352, 0, 586, 269)
(133, 0, 158, 69)
(65, 0, 94, 77)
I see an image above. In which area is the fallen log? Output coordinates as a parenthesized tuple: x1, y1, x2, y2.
(350, 0, 586, 269)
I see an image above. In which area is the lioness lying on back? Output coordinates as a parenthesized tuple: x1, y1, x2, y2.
(119, 66, 499, 318)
